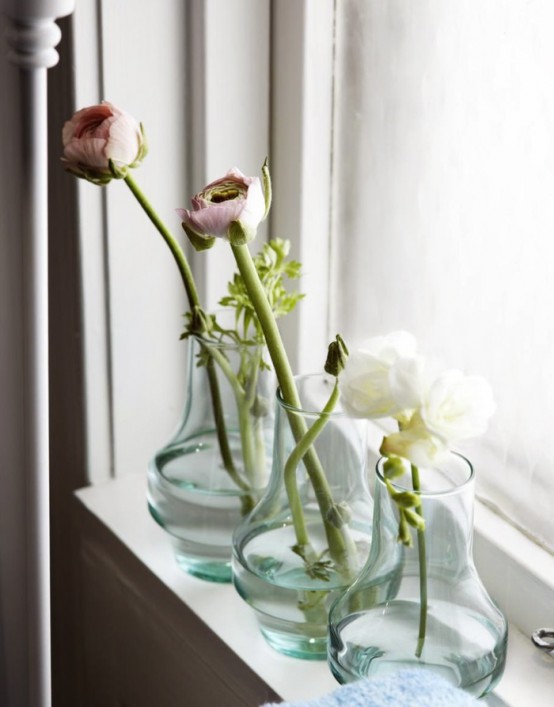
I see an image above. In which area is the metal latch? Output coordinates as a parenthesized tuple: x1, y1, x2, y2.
(532, 628, 554, 655)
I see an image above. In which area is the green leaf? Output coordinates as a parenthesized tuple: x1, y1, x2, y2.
(216, 237, 304, 350)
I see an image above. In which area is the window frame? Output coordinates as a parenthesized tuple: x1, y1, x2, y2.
(70, 0, 553, 654)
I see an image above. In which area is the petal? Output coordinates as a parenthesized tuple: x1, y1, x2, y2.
(237, 178, 266, 229)
(105, 112, 142, 166)
(63, 137, 110, 171)
(62, 103, 126, 147)
(389, 355, 425, 410)
(187, 201, 245, 238)
(363, 331, 418, 362)
(72, 104, 114, 139)
(203, 168, 249, 194)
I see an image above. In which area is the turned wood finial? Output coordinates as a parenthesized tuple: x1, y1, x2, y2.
(2, 0, 74, 68)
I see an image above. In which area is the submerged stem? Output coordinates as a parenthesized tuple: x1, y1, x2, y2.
(411, 464, 428, 658)
(231, 243, 352, 569)
(284, 380, 340, 551)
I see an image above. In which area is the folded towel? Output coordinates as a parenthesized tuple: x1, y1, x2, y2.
(262, 669, 480, 707)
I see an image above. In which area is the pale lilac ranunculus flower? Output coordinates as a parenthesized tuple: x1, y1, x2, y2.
(420, 369, 496, 444)
(339, 331, 425, 419)
(62, 101, 146, 184)
(177, 168, 266, 247)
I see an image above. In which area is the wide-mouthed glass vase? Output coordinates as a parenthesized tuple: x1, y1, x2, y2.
(328, 453, 508, 697)
(232, 373, 373, 660)
(147, 328, 275, 583)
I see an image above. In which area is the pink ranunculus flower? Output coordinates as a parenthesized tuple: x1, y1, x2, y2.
(177, 168, 267, 249)
(62, 101, 146, 184)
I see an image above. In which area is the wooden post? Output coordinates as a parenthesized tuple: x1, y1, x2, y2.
(1, 1, 74, 705)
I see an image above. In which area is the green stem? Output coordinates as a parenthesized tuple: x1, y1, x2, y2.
(284, 380, 340, 550)
(124, 173, 200, 309)
(204, 355, 250, 493)
(203, 343, 260, 488)
(231, 243, 349, 567)
(411, 464, 428, 658)
(242, 349, 268, 487)
(123, 174, 247, 500)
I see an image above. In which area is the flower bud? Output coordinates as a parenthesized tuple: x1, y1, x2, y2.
(404, 508, 426, 532)
(62, 101, 146, 184)
(261, 157, 272, 218)
(177, 167, 266, 249)
(397, 510, 413, 547)
(382, 455, 407, 480)
(324, 334, 349, 377)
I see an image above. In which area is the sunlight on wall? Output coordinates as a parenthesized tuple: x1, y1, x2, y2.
(332, 0, 554, 549)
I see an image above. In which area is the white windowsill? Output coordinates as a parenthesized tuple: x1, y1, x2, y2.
(75, 472, 554, 707)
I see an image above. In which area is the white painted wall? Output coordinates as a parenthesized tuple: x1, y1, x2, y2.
(331, 0, 554, 550)
(72, 0, 271, 483)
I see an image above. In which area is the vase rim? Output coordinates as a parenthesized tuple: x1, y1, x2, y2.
(276, 372, 349, 417)
(376, 452, 474, 497)
(192, 332, 265, 351)
(190, 308, 265, 351)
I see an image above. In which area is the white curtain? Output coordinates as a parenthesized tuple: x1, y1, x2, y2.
(331, 0, 554, 549)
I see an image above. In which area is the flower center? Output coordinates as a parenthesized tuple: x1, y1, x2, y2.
(210, 187, 241, 203)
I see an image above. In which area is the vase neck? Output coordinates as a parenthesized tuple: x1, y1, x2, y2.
(374, 454, 475, 567)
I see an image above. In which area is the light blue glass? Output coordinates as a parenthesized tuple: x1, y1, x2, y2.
(232, 374, 373, 659)
(148, 331, 275, 583)
(328, 454, 507, 697)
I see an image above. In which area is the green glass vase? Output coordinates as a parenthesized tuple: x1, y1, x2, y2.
(232, 373, 373, 659)
(148, 330, 275, 582)
(328, 453, 508, 697)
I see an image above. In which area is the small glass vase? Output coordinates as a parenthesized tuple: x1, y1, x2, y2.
(232, 373, 373, 660)
(147, 328, 275, 583)
(328, 453, 508, 697)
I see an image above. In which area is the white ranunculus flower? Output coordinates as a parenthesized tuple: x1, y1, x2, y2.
(421, 369, 496, 444)
(380, 412, 449, 468)
(339, 331, 425, 419)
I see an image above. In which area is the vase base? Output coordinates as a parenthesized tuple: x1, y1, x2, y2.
(260, 626, 327, 661)
(328, 603, 507, 698)
(174, 553, 232, 583)
(329, 656, 502, 699)
(171, 537, 232, 583)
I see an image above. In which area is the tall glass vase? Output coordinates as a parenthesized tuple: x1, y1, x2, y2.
(328, 453, 508, 697)
(232, 373, 373, 660)
(148, 329, 275, 583)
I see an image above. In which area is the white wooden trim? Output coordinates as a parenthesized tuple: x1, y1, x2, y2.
(271, 0, 335, 374)
(1, 2, 74, 705)
(71, 0, 113, 483)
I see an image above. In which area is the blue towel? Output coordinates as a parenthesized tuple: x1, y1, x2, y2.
(262, 669, 481, 706)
